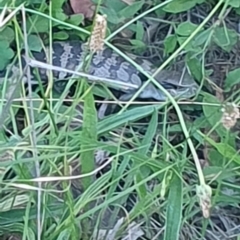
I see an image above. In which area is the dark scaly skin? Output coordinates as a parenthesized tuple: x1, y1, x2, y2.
(0, 40, 198, 100)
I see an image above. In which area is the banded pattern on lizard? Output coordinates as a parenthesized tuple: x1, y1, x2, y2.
(0, 40, 198, 101)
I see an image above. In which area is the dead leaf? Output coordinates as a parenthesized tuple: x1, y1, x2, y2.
(69, 0, 96, 20)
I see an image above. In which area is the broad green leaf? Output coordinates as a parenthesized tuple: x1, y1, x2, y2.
(129, 39, 146, 51)
(0, 0, 8, 6)
(177, 36, 201, 52)
(208, 148, 236, 167)
(66, 14, 84, 26)
(186, 53, 203, 82)
(52, 0, 67, 21)
(155, 7, 166, 17)
(53, 31, 69, 40)
(164, 34, 177, 55)
(27, 16, 49, 33)
(163, 0, 200, 13)
(52, 9, 67, 22)
(217, 144, 240, 164)
(203, 166, 236, 180)
(0, 40, 14, 71)
(213, 27, 238, 52)
(176, 21, 199, 36)
(100, 0, 126, 12)
(205, 136, 240, 165)
(193, 28, 212, 46)
(224, 68, 240, 91)
(0, 27, 15, 43)
(119, 1, 144, 18)
(27, 35, 43, 52)
(202, 93, 226, 137)
(208, 149, 226, 166)
(163, 170, 183, 240)
(228, 0, 240, 7)
(52, 0, 65, 9)
(100, 7, 124, 24)
(235, 7, 240, 15)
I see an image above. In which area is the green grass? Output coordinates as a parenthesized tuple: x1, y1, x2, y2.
(1, 0, 240, 239)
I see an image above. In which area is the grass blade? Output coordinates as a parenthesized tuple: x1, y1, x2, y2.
(97, 104, 163, 134)
(163, 169, 183, 240)
(81, 81, 98, 190)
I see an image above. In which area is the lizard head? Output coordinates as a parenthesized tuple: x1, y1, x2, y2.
(137, 69, 199, 101)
